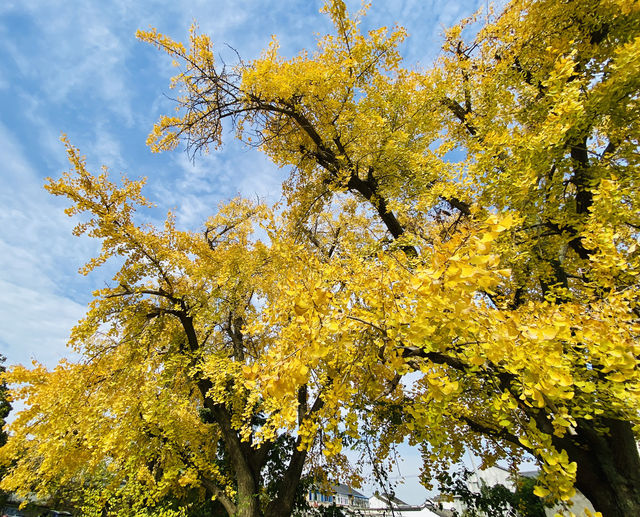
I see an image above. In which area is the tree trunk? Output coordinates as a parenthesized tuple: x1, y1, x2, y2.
(235, 482, 262, 517)
(263, 445, 308, 517)
(554, 418, 640, 517)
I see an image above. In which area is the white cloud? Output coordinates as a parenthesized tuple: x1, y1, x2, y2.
(0, 280, 84, 368)
(144, 137, 283, 230)
(0, 0, 136, 125)
(0, 122, 95, 367)
(91, 123, 127, 170)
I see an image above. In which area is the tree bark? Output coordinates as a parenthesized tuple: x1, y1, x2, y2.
(211, 403, 262, 517)
(553, 418, 640, 517)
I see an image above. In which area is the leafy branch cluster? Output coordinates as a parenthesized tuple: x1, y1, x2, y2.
(1, 1, 639, 517)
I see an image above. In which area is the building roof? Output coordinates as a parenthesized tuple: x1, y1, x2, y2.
(334, 483, 368, 499)
(372, 492, 408, 506)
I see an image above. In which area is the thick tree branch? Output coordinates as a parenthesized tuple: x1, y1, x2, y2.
(201, 478, 238, 516)
(460, 414, 531, 453)
(266, 386, 327, 517)
(442, 97, 477, 136)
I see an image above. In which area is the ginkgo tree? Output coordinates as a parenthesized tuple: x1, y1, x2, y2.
(2, 1, 639, 517)
(0, 143, 349, 517)
(136, 0, 640, 515)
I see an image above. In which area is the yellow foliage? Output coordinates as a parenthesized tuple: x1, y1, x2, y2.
(4, 0, 640, 515)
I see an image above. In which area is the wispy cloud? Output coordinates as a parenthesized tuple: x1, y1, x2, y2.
(144, 137, 283, 230)
(0, 280, 84, 368)
(0, 0, 136, 124)
(0, 122, 97, 366)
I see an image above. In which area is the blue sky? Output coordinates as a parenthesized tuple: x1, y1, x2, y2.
(1, 0, 487, 504)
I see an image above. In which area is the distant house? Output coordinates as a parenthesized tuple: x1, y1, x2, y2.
(307, 483, 370, 510)
(369, 492, 407, 510)
(368, 492, 443, 517)
(435, 465, 596, 517)
(435, 466, 516, 516)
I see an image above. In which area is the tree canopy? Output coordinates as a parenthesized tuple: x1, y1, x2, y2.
(2, 1, 639, 516)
